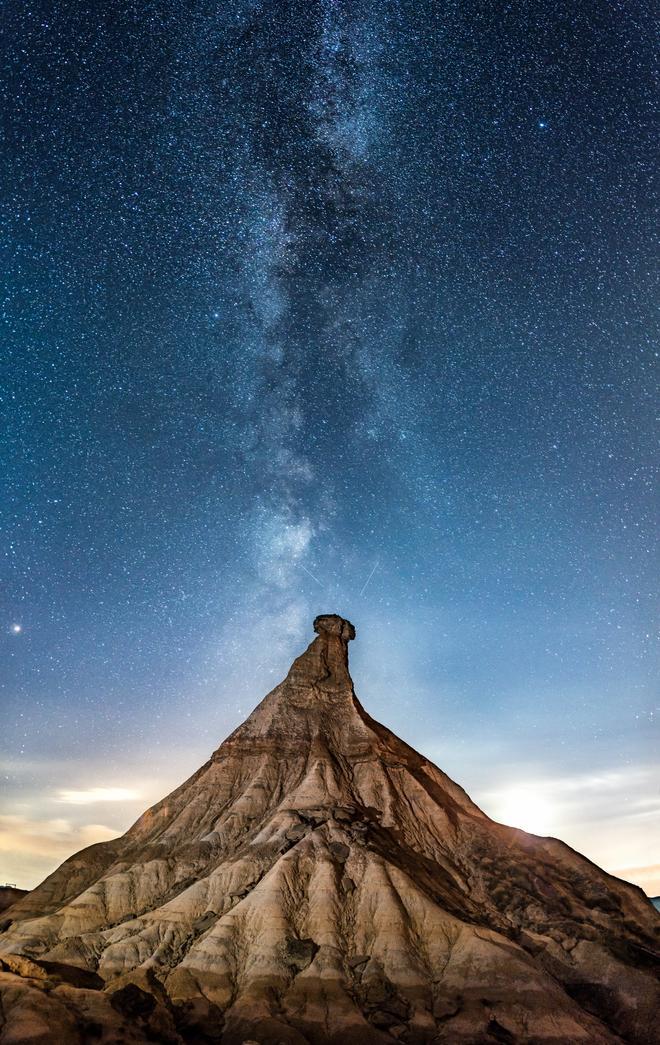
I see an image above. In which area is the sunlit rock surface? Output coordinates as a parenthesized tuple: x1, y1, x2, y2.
(1, 615, 658, 1043)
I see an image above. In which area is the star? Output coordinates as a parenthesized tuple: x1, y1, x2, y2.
(10, 624, 22, 635)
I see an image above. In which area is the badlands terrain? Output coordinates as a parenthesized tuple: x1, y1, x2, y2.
(0, 614, 658, 1043)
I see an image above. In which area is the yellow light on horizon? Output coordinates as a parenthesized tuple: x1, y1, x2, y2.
(493, 789, 556, 836)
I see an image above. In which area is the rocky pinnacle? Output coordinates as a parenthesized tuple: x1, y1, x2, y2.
(0, 616, 658, 1045)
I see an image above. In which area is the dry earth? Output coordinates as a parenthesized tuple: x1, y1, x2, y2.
(1, 615, 658, 1043)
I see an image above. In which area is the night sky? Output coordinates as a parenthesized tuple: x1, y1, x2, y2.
(2, 1, 658, 894)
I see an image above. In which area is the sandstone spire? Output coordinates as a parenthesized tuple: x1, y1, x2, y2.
(0, 616, 658, 1044)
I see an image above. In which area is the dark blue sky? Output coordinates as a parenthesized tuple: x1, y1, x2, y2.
(1, 0, 658, 892)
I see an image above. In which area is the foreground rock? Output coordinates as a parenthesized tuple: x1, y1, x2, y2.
(0, 614, 658, 1043)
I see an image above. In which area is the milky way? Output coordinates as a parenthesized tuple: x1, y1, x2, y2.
(1, 1, 658, 892)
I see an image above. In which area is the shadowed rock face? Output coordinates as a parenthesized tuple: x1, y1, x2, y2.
(0, 888, 27, 916)
(0, 615, 658, 1044)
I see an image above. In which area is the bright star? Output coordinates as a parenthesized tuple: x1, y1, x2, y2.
(11, 623, 22, 634)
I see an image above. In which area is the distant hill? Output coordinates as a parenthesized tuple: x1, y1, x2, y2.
(0, 886, 27, 915)
(651, 896, 660, 912)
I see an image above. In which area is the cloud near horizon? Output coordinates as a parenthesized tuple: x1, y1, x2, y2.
(0, 814, 119, 889)
(56, 787, 142, 805)
(613, 864, 660, 897)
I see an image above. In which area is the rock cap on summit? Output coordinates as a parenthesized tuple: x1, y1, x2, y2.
(312, 613, 355, 641)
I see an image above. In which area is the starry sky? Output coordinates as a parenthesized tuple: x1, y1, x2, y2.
(1, 1, 658, 895)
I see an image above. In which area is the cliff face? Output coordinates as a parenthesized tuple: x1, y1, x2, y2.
(1, 615, 658, 1044)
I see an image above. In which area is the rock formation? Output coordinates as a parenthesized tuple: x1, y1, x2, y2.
(0, 614, 658, 1044)
(0, 888, 26, 916)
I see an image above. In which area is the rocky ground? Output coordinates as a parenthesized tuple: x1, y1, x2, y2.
(0, 614, 658, 1044)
